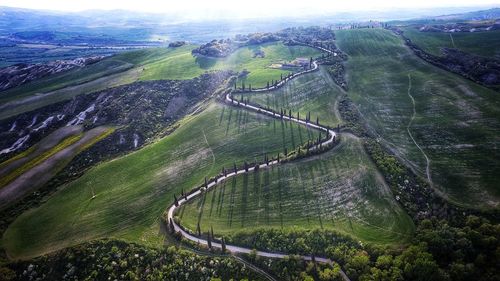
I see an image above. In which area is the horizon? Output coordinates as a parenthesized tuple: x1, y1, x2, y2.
(1, 0, 499, 20)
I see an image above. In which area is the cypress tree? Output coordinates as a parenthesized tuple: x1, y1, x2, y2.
(174, 194, 179, 207)
(221, 237, 226, 252)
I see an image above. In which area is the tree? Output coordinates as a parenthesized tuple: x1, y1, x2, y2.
(242, 82, 245, 90)
(221, 237, 227, 253)
(169, 218, 175, 233)
(207, 231, 212, 249)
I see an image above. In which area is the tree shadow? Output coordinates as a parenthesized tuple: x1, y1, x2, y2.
(263, 169, 270, 224)
(240, 173, 249, 227)
(195, 55, 217, 69)
(225, 108, 233, 136)
(217, 181, 226, 217)
(227, 177, 237, 227)
(219, 106, 225, 125)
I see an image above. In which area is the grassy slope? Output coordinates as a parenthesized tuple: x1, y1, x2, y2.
(178, 133, 414, 245)
(3, 102, 320, 259)
(401, 27, 500, 58)
(336, 28, 500, 209)
(0, 43, 321, 120)
(244, 66, 343, 128)
(138, 42, 322, 88)
(0, 58, 134, 103)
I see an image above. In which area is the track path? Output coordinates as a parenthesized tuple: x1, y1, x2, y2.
(406, 74, 433, 188)
(166, 46, 351, 281)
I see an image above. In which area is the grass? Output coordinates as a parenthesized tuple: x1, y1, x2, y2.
(244, 66, 343, 128)
(0, 42, 321, 120)
(3, 102, 321, 259)
(139, 42, 322, 88)
(401, 27, 500, 58)
(0, 58, 134, 103)
(177, 134, 414, 246)
(336, 28, 500, 210)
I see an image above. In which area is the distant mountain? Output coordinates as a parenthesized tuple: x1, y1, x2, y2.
(432, 8, 500, 21)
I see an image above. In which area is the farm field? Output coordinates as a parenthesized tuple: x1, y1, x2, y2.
(401, 27, 500, 58)
(0, 126, 114, 209)
(244, 66, 344, 128)
(2, 101, 321, 259)
(336, 28, 500, 210)
(177, 133, 415, 246)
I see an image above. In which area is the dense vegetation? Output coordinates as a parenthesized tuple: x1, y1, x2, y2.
(0, 240, 264, 281)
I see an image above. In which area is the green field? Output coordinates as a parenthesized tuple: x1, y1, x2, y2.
(177, 133, 414, 245)
(401, 27, 500, 58)
(139, 42, 322, 88)
(0, 42, 321, 120)
(336, 28, 500, 210)
(0, 58, 134, 103)
(3, 102, 321, 259)
(244, 66, 343, 128)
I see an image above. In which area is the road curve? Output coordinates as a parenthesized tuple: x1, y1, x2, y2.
(166, 52, 350, 281)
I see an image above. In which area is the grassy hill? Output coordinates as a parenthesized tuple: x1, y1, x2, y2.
(336, 28, 500, 210)
(401, 27, 500, 58)
(177, 133, 414, 246)
(0, 42, 321, 120)
(3, 101, 321, 259)
(245, 66, 343, 128)
(177, 68, 413, 246)
(138, 41, 322, 88)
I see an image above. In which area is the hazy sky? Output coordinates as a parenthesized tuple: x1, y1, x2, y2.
(1, 0, 498, 18)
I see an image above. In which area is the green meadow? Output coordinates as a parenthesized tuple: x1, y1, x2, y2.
(3, 102, 321, 259)
(177, 134, 415, 246)
(336, 28, 500, 210)
(401, 27, 500, 58)
(244, 66, 344, 128)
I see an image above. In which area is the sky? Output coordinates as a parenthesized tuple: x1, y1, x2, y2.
(0, 0, 498, 19)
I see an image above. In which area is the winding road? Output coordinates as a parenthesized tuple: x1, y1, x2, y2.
(166, 46, 351, 281)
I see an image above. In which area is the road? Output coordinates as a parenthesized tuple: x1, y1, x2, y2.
(165, 46, 350, 281)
